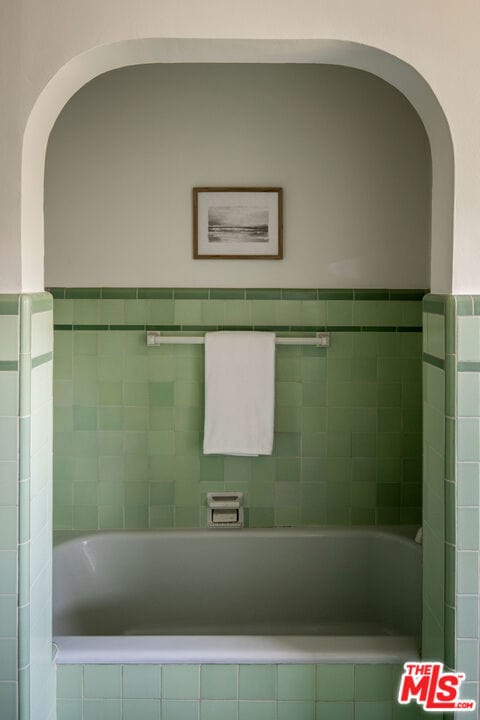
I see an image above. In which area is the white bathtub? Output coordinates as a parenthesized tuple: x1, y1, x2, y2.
(53, 527, 421, 664)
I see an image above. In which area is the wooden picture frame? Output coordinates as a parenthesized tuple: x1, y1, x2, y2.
(193, 187, 283, 259)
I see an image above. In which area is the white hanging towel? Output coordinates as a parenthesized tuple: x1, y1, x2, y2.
(203, 331, 275, 456)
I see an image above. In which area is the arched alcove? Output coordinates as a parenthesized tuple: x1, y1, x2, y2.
(21, 38, 454, 292)
(17, 36, 457, 720)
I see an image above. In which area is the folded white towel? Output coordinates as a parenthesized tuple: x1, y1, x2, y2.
(203, 331, 275, 456)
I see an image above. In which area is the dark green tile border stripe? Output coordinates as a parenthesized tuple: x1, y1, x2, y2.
(0, 297, 20, 315)
(456, 296, 474, 316)
(102, 288, 137, 299)
(0, 360, 18, 371)
(47, 287, 429, 301)
(138, 289, 172, 299)
(174, 289, 209, 300)
(423, 301, 446, 315)
(32, 351, 53, 368)
(31, 294, 53, 313)
(54, 323, 422, 334)
(423, 352, 445, 370)
(64, 288, 101, 299)
(318, 290, 353, 300)
(458, 361, 480, 372)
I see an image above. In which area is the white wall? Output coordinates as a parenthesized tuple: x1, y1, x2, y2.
(44, 63, 431, 288)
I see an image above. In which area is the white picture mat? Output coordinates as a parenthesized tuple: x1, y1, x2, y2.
(197, 191, 279, 256)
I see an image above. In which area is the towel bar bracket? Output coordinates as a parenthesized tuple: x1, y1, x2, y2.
(146, 331, 330, 347)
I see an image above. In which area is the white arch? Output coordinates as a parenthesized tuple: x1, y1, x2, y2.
(21, 38, 454, 293)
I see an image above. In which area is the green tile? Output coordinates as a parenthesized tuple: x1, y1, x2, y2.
(210, 289, 244, 300)
(458, 316, 480, 361)
(138, 289, 173, 299)
(125, 506, 148, 528)
(354, 701, 393, 720)
(149, 301, 174, 324)
(0, 295, 20, 315)
(0, 373, 18, 416)
(122, 667, 161, 700)
(457, 508, 479, 550)
(327, 301, 353, 326)
(73, 405, 97, 430)
(164, 666, 199, 700)
(123, 699, 160, 720)
(0, 316, 18, 362)
(57, 666, 83, 699)
(282, 289, 317, 300)
(57, 699, 82, 720)
(239, 701, 275, 720)
(275, 458, 301, 482)
(83, 699, 122, 720)
(73, 506, 98, 530)
(458, 419, 480, 461)
(101, 288, 136, 299)
(174, 301, 202, 325)
(73, 300, 101, 324)
(84, 665, 121, 698)
(149, 382, 174, 406)
(458, 463, 480, 506)
(277, 701, 314, 719)
(354, 665, 393, 701)
(301, 459, 326, 483)
(0, 507, 17, 549)
(173, 289, 208, 300)
(274, 433, 301, 457)
(66, 288, 101, 299)
(276, 300, 302, 325)
(45, 288, 65, 299)
(302, 433, 326, 458)
(200, 700, 236, 720)
(200, 666, 237, 700)
(302, 407, 327, 433)
(317, 290, 353, 300)
(123, 300, 147, 324)
(98, 506, 123, 529)
(249, 507, 274, 526)
(276, 382, 302, 407)
(302, 383, 326, 406)
(326, 482, 351, 509)
(99, 300, 125, 323)
(457, 595, 479, 638)
(0, 596, 16, 638)
(252, 301, 277, 325)
(162, 701, 199, 720)
(223, 301, 252, 325)
(200, 301, 224, 325)
(274, 505, 301, 525)
(239, 666, 275, 700)
(275, 406, 302, 432)
(0, 552, 16, 594)
(149, 506, 174, 527)
(278, 665, 315, 701)
(315, 701, 353, 719)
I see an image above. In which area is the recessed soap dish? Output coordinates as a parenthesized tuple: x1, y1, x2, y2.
(207, 492, 244, 528)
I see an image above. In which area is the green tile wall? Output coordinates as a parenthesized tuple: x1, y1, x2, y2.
(56, 662, 433, 720)
(422, 294, 480, 716)
(0, 296, 20, 720)
(422, 298, 447, 663)
(50, 289, 424, 531)
(453, 297, 480, 714)
(0, 293, 56, 720)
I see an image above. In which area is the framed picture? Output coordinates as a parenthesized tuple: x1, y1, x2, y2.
(193, 187, 283, 259)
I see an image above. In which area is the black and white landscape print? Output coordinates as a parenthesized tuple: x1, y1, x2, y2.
(194, 188, 282, 259)
(208, 206, 269, 244)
